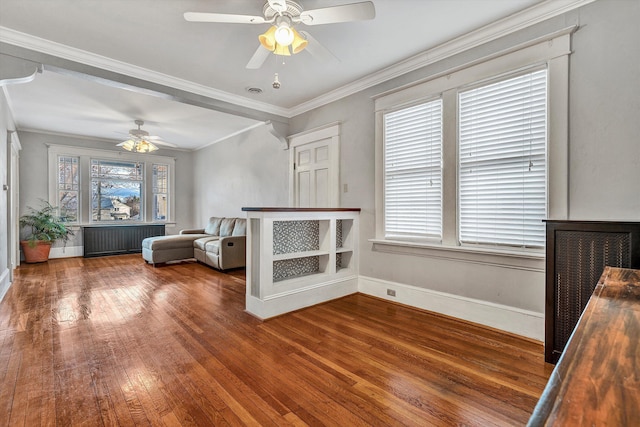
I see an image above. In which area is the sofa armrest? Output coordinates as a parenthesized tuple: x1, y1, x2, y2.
(180, 228, 206, 235)
(218, 235, 246, 270)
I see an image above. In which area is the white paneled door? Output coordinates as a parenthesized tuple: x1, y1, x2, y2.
(289, 124, 340, 208)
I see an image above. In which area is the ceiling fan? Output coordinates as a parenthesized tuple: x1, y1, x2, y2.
(184, 0, 376, 69)
(117, 120, 177, 153)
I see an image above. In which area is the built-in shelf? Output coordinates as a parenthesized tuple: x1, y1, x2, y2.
(243, 207, 360, 319)
(272, 250, 330, 261)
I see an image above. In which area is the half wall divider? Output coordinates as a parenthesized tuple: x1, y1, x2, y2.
(242, 207, 360, 319)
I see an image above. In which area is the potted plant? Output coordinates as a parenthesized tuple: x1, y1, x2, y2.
(19, 200, 74, 263)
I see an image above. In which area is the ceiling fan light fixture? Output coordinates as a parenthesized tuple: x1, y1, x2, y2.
(290, 27, 307, 54)
(258, 25, 277, 51)
(121, 138, 159, 153)
(121, 139, 137, 152)
(274, 23, 294, 46)
(273, 43, 291, 56)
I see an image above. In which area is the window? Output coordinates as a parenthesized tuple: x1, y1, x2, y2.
(458, 69, 547, 248)
(49, 145, 175, 224)
(57, 155, 79, 222)
(374, 31, 569, 260)
(152, 164, 169, 221)
(91, 159, 143, 221)
(384, 99, 442, 239)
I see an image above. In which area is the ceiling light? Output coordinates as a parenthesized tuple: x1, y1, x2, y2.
(274, 23, 294, 46)
(258, 26, 277, 51)
(273, 43, 291, 56)
(121, 139, 159, 153)
(290, 28, 308, 54)
(258, 15, 307, 57)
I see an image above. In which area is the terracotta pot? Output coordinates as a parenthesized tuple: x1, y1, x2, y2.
(20, 240, 53, 263)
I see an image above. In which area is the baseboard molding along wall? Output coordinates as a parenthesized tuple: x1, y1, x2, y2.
(50, 246, 83, 259)
(358, 275, 544, 341)
(0, 268, 11, 303)
(246, 276, 359, 320)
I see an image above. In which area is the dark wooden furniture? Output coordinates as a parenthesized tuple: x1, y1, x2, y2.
(83, 224, 165, 257)
(529, 267, 640, 426)
(544, 220, 640, 363)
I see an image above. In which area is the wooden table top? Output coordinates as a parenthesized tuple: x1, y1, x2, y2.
(529, 266, 640, 426)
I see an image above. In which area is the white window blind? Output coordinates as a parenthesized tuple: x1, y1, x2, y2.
(384, 99, 443, 239)
(458, 69, 547, 248)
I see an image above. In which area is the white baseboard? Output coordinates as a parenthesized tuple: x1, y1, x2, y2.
(0, 268, 10, 303)
(50, 245, 83, 258)
(358, 275, 544, 341)
(246, 276, 359, 320)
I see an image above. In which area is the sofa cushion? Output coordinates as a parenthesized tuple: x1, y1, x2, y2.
(219, 218, 236, 237)
(204, 217, 224, 235)
(205, 240, 220, 255)
(142, 234, 208, 250)
(194, 236, 220, 250)
(232, 218, 247, 236)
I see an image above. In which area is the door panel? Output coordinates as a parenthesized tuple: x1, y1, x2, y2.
(298, 171, 311, 207)
(315, 168, 329, 207)
(289, 124, 340, 208)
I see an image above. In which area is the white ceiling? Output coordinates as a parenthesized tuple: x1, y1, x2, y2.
(0, 0, 555, 151)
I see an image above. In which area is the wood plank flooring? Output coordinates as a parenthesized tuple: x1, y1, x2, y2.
(0, 255, 553, 426)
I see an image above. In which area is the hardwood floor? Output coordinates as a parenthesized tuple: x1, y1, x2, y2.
(0, 255, 552, 426)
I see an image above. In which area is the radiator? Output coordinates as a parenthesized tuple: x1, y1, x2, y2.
(83, 224, 165, 257)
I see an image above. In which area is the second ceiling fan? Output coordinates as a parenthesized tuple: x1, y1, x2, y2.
(184, 0, 376, 69)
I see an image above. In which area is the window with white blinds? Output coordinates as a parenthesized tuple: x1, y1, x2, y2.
(458, 69, 547, 248)
(384, 99, 443, 239)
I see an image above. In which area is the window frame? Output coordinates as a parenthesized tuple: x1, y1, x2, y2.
(373, 29, 571, 266)
(383, 97, 444, 242)
(457, 67, 548, 249)
(48, 144, 176, 225)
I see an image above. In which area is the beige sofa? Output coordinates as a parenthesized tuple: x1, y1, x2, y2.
(141, 217, 246, 270)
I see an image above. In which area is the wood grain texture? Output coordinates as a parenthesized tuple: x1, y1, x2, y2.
(529, 266, 640, 426)
(0, 255, 551, 426)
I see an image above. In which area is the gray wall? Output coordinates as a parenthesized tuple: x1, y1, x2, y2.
(188, 1, 640, 316)
(192, 124, 289, 225)
(17, 131, 195, 237)
(291, 0, 640, 314)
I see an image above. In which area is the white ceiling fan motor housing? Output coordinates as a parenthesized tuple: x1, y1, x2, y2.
(263, 0, 303, 20)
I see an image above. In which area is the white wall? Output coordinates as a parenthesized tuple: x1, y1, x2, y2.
(0, 90, 15, 300)
(192, 124, 289, 225)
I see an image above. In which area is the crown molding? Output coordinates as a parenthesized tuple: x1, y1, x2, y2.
(0, 0, 595, 120)
(0, 26, 289, 118)
(288, 0, 596, 117)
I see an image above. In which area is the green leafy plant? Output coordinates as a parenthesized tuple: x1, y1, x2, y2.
(19, 200, 74, 247)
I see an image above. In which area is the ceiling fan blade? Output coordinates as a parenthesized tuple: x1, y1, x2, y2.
(246, 46, 271, 69)
(299, 31, 338, 63)
(152, 140, 178, 148)
(299, 1, 375, 26)
(184, 12, 266, 24)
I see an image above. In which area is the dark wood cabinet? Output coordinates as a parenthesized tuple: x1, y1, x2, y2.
(544, 220, 640, 363)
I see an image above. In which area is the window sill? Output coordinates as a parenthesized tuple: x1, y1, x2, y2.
(72, 222, 172, 227)
(369, 238, 544, 272)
